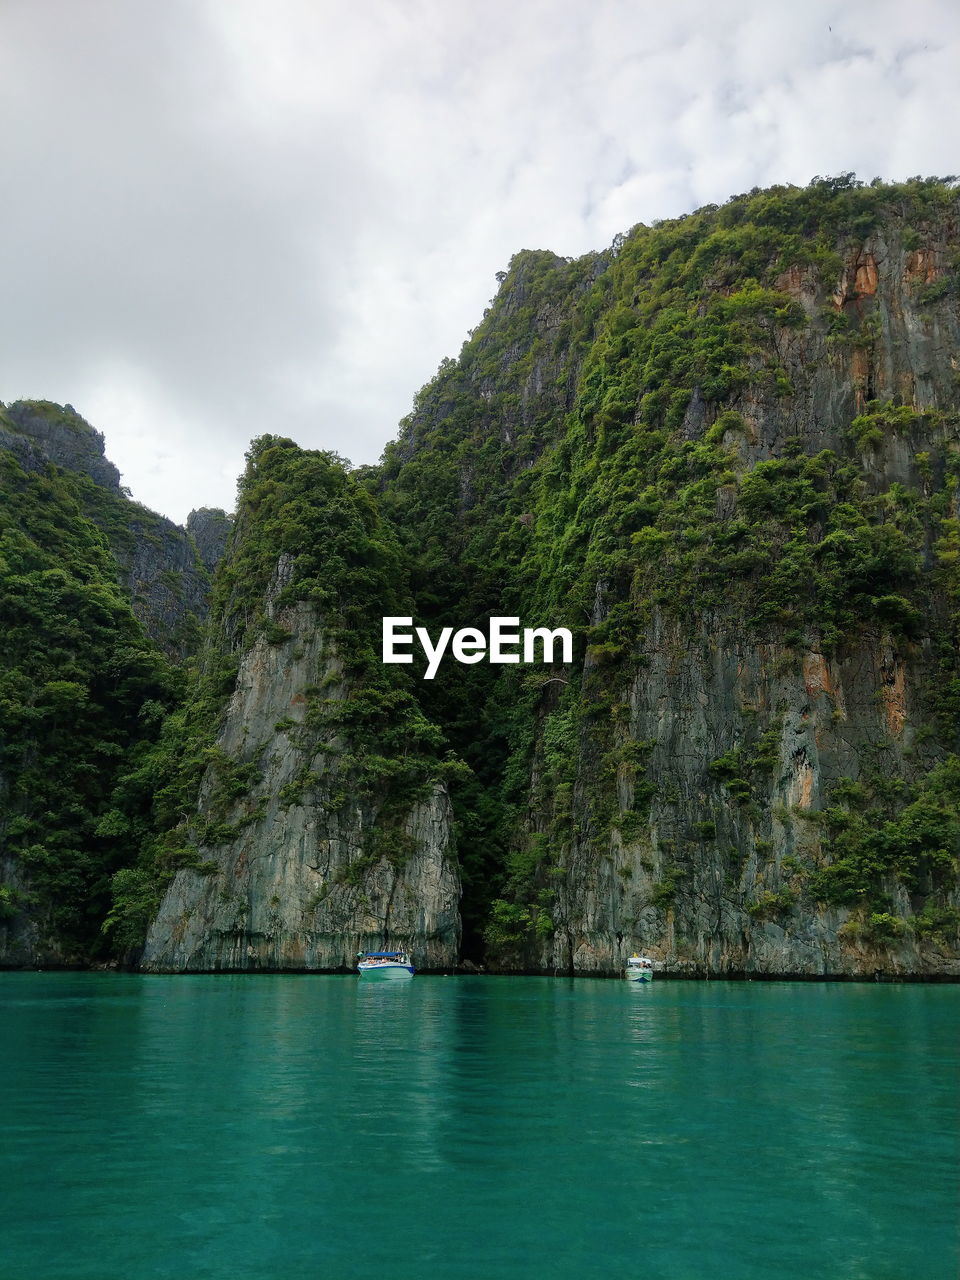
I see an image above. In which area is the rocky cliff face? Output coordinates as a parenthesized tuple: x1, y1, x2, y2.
(529, 614, 959, 978)
(15, 179, 953, 978)
(520, 196, 960, 977)
(130, 435, 463, 972)
(0, 401, 233, 967)
(187, 507, 233, 575)
(114, 505, 228, 660)
(0, 401, 231, 658)
(142, 595, 460, 971)
(0, 411, 181, 967)
(2, 399, 124, 491)
(381, 178, 960, 978)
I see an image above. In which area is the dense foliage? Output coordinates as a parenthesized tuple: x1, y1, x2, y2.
(0, 446, 178, 955)
(105, 436, 463, 952)
(4, 176, 960, 967)
(373, 174, 960, 958)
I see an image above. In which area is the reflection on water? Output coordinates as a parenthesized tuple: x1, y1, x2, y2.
(1, 973, 956, 1280)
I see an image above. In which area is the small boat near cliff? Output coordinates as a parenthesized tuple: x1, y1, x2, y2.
(624, 954, 655, 983)
(356, 949, 415, 981)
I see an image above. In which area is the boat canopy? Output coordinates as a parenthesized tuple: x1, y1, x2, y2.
(362, 951, 404, 958)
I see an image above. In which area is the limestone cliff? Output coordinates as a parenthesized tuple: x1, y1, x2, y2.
(515, 191, 960, 977)
(142, 598, 460, 971)
(527, 614, 960, 979)
(19, 176, 950, 979)
(136, 439, 462, 971)
(0, 400, 231, 658)
(114, 503, 230, 660)
(0, 417, 179, 967)
(382, 177, 960, 978)
(186, 507, 233, 575)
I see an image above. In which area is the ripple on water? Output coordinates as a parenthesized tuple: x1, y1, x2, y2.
(1, 973, 956, 1280)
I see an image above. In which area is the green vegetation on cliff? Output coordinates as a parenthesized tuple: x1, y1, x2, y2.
(373, 174, 960, 965)
(0, 446, 178, 957)
(0, 402, 232, 962)
(106, 436, 461, 953)
(4, 175, 960, 972)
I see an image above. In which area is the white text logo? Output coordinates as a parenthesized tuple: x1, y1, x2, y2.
(382, 617, 573, 680)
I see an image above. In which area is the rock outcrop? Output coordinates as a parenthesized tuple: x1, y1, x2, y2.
(135, 433, 463, 972)
(517, 199, 960, 977)
(142, 598, 461, 972)
(532, 613, 959, 978)
(381, 178, 960, 979)
(113, 504, 231, 660)
(2, 399, 123, 492)
(187, 507, 233, 575)
(0, 400, 231, 657)
(8, 178, 958, 978)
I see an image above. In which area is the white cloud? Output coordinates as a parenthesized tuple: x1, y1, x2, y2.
(1, 0, 957, 522)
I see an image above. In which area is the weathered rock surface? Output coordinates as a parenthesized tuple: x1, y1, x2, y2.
(515, 216, 960, 978)
(2, 400, 122, 491)
(534, 613, 959, 978)
(0, 400, 231, 657)
(113, 505, 232, 660)
(187, 507, 233, 575)
(142, 599, 461, 971)
(8, 184, 959, 979)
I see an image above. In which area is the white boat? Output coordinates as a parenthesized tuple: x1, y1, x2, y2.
(624, 953, 655, 983)
(356, 949, 415, 981)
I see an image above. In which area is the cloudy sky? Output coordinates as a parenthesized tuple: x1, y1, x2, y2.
(1, 0, 958, 522)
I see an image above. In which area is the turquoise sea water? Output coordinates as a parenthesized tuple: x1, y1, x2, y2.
(1, 974, 956, 1280)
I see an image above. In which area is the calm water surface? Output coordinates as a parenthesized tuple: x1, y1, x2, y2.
(1, 974, 956, 1279)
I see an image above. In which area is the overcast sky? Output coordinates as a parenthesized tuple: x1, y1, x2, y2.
(1, 0, 958, 523)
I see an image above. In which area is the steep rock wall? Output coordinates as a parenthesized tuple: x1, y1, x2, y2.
(2, 400, 123, 491)
(535, 614, 959, 978)
(514, 207, 960, 977)
(382, 179, 960, 978)
(142, 599, 461, 972)
(113, 506, 225, 660)
(0, 400, 230, 658)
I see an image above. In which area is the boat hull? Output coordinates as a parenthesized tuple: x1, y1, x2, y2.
(624, 969, 653, 983)
(357, 963, 415, 981)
